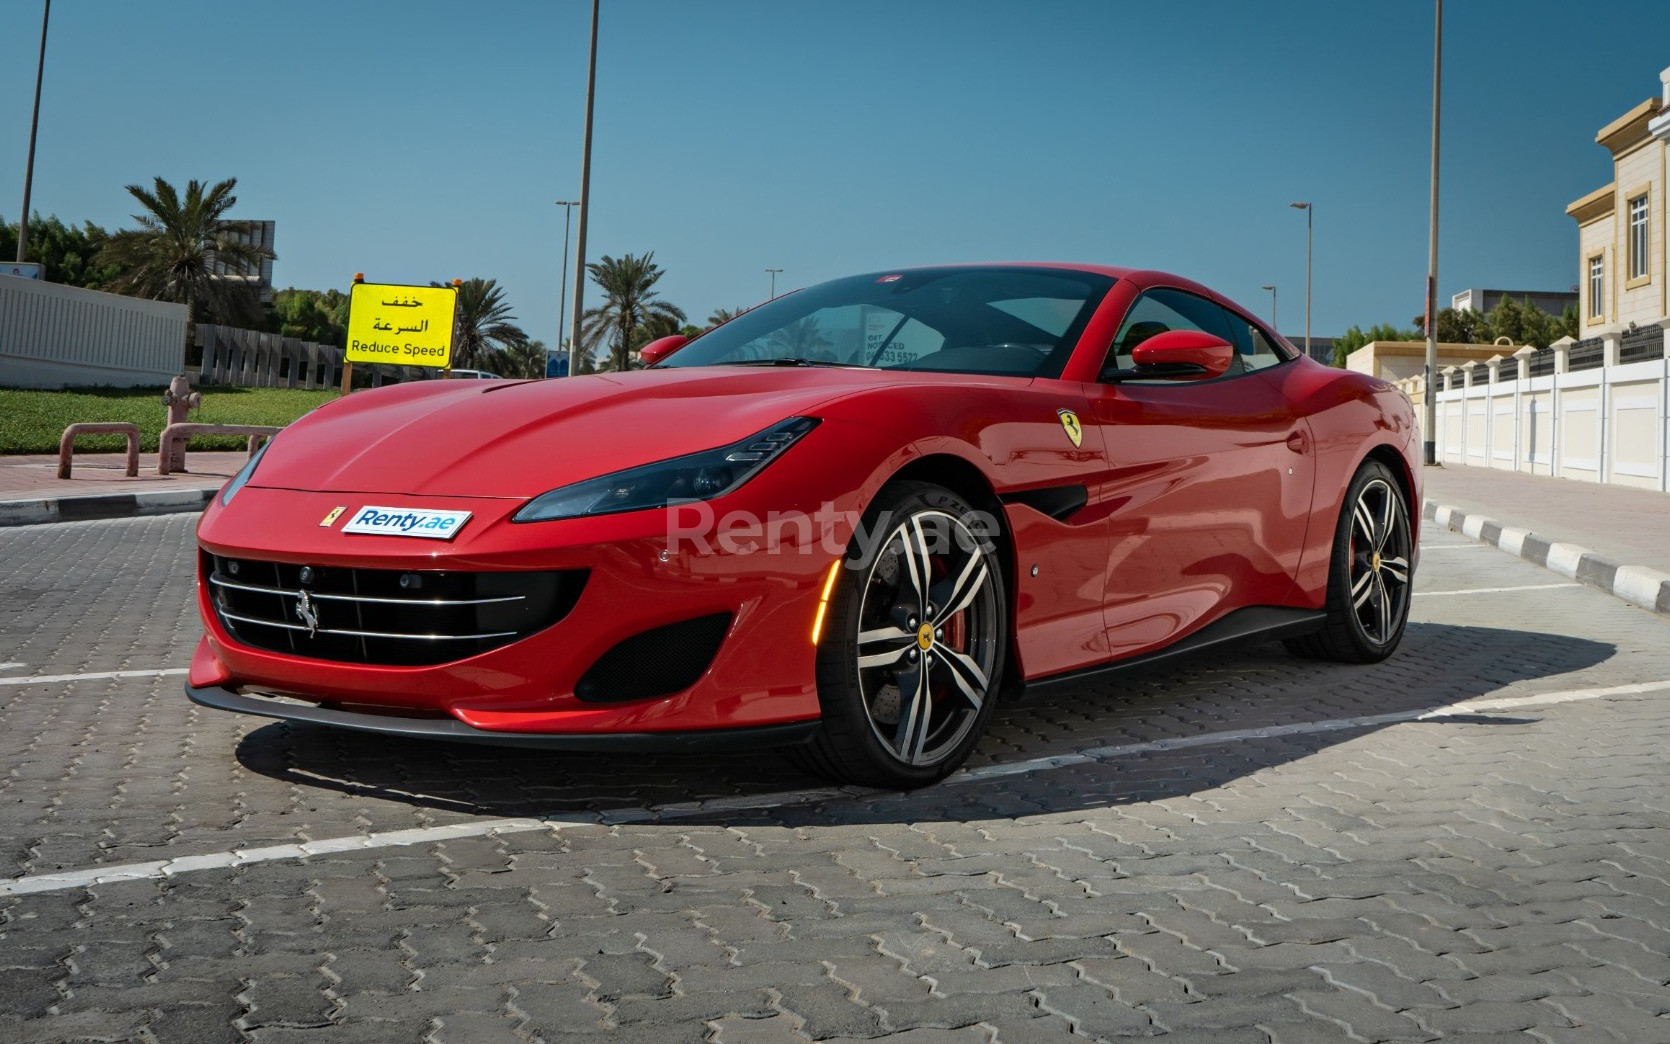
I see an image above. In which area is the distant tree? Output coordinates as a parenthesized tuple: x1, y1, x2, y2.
(1486, 296, 1532, 346)
(679, 323, 703, 339)
(707, 306, 746, 328)
(1332, 322, 1420, 367)
(270, 287, 350, 347)
(1418, 298, 1571, 350)
(433, 277, 528, 370)
(1556, 303, 1579, 342)
(580, 252, 686, 371)
(489, 338, 548, 379)
(98, 176, 274, 326)
(0, 213, 119, 288)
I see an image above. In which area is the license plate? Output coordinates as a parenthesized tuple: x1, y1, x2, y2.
(340, 505, 472, 540)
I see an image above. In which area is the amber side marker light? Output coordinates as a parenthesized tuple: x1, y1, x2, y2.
(810, 560, 842, 646)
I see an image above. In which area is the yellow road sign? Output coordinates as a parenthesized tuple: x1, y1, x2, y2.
(346, 282, 458, 368)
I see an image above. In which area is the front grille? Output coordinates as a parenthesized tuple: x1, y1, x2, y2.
(206, 553, 586, 666)
(574, 613, 732, 702)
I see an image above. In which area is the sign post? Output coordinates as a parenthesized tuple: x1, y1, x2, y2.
(342, 276, 460, 392)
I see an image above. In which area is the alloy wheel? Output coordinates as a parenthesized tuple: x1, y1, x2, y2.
(1348, 477, 1411, 645)
(852, 510, 1000, 767)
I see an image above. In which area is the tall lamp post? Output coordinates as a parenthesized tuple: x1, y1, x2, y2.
(16, 0, 51, 264)
(1289, 202, 1312, 359)
(567, 0, 599, 377)
(553, 200, 577, 372)
(1423, 0, 1443, 466)
(765, 267, 783, 300)
(1260, 284, 1277, 331)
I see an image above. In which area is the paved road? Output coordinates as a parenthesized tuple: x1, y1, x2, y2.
(2, 515, 1669, 1042)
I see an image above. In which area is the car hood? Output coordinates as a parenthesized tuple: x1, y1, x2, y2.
(251, 366, 906, 499)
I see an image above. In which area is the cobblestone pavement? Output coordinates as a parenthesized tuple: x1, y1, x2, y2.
(2, 515, 1668, 1042)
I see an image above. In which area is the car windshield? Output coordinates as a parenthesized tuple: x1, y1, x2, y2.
(661, 266, 1116, 378)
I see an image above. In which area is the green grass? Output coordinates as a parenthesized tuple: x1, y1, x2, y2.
(0, 385, 340, 454)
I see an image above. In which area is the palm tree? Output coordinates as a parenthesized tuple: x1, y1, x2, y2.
(768, 316, 832, 359)
(707, 306, 746, 329)
(580, 253, 686, 371)
(99, 177, 274, 326)
(631, 312, 684, 351)
(488, 339, 549, 379)
(434, 277, 529, 370)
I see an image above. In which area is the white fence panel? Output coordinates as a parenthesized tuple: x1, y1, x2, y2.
(1414, 328, 1670, 492)
(0, 278, 186, 388)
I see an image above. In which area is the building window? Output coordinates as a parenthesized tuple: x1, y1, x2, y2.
(1628, 194, 1649, 280)
(1589, 255, 1604, 317)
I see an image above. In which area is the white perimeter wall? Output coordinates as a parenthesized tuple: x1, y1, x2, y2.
(0, 277, 187, 389)
(1418, 331, 1670, 491)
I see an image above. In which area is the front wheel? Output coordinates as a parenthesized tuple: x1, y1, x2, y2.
(1285, 460, 1413, 663)
(796, 480, 1007, 789)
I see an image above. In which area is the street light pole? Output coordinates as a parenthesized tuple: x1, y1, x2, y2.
(1289, 202, 1312, 359)
(16, 0, 51, 264)
(553, 200, 577, 373)
(766, 268, 783, 300)
(567, 0, 599, 377)
(1423, 0, 1443, 466)
(1260, 284, 1277, 331)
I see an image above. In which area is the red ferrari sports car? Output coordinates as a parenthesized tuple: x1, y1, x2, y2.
(188, 264, 1419, 788)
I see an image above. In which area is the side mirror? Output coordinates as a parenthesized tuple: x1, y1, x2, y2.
(639, 335, 689, 367)
(1105, 329, 1235, 382)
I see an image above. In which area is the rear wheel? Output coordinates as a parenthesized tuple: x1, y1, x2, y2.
(795, 481, 1007, 789)
(1285, 460, 1412, 663)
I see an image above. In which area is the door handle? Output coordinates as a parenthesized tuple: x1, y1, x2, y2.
(1286, 429, 1308, 454)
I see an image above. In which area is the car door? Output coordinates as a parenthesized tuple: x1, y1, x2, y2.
(1083, 287, 1315, 659)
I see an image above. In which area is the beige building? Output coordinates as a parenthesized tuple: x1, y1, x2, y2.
(1566, 66, 1670, 335)
(1344, 340, 1507, 382)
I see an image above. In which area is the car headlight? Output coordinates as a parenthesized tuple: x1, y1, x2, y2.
(513, 417, 819, 523)
(220, 437, 273, 506)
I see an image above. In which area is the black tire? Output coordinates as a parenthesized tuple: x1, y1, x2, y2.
(1284, 459, 1413, 663)
(793, 480, 1008, 789)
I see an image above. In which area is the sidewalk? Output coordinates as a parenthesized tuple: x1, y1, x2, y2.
(0, 451, 247, 526)
(1421, 463, 1670, 615)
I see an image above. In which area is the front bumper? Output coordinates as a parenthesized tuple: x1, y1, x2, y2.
(185, 683, 820, 751)
(190, 481, 866, 737)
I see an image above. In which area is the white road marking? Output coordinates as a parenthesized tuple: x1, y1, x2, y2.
(3, 678, 1665, 898)
(1415, 583, 1580, 598)
(0, 667, 189, 687)
(0, 662, 25, 671)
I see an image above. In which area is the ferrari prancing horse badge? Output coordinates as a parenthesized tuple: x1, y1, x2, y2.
(1057, 409, 1083, 448)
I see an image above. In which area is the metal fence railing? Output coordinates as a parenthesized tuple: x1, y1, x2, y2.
(194, 325, 435, 390)
(1566, 336, 1605, 372)
(1621, 326, 1665, 364)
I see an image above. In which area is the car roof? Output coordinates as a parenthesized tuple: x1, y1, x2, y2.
(849, 261, 1218, 296)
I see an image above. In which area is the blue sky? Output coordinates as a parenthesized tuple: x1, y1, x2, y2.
(2, 1, 1665, 346)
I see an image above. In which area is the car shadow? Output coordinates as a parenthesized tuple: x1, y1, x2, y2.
(234, 622, 1614, 822)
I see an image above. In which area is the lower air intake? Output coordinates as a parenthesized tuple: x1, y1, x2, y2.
(574, 613, 732, 702)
